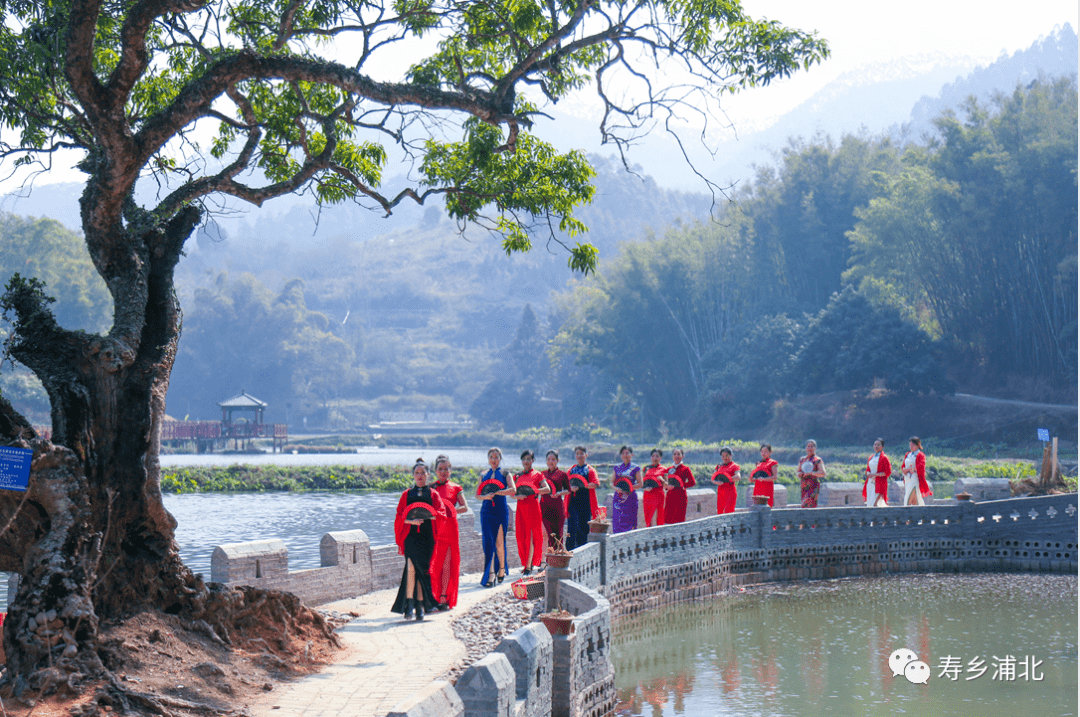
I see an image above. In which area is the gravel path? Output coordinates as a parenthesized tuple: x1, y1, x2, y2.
(442, 589, 544, 683)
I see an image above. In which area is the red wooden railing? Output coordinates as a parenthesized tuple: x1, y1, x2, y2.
(33, 421, 287, 449)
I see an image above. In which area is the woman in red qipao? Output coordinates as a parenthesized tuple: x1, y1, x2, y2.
(901, 436, 933, 506)
(863, 438, 891, 508)
(392, 459, 446, 621)
(540, 450, 570, 550)
(751, 444, 779, 507)
(711, 447, 740, 514)
(429, 455, 467, 611)
(642, 449, 667, 527)
(514, 450, 549, 575)
(663, 447, 695, 524)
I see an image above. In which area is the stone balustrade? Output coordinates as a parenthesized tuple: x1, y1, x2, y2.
(591, 493, 1077, 615)
(209, 503, 510, 606)
(603, 487, 789, 526)
(388, 622, 554, 717)
(549, 581, 616, 717)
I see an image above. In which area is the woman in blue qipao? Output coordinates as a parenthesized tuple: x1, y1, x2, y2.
(475, 447, 516, 587)
(611, 445, 642, 534)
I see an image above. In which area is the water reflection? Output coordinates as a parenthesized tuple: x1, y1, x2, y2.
(612, 574, 1077, 717)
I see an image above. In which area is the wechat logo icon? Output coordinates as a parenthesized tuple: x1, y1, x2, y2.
(890, 648, 931, 685)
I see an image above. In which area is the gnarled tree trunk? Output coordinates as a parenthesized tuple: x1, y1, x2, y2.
(0, 208, 342, 710)
(0, 208, 212, 692)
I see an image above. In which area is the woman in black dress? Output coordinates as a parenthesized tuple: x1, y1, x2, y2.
(392, 458, 446, 621)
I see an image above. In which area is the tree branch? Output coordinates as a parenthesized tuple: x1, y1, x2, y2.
(64, 0, 108, 125)
(110, 0, 205, 99)
(273, 0, 305, 52)
(135, 53, 520, 170)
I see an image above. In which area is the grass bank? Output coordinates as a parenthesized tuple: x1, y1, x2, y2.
(161, 465, 488, 494)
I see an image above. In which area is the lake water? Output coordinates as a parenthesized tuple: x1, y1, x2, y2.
(1, 491, 408, 608)
(164, 491, 406, 578)
(612, 573, 1077, 717)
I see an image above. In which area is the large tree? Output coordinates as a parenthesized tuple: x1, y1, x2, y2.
(0, 0, 826, 704)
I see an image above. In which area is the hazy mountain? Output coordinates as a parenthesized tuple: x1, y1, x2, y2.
(706, 55, 985, 180)
(174, 153, 713, 301)
(903, 24, 1078, 140)
(535, 25, 1079, 189)
(0, 182, 83, 233)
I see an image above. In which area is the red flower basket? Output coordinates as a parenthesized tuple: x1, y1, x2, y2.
(511, 575, 545, 600)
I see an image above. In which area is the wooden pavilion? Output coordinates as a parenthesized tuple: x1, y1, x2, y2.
(159, 391, 288, 452)
(217, 390, 287, 452)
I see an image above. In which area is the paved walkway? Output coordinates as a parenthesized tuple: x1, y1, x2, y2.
(247, 572, 510, 717)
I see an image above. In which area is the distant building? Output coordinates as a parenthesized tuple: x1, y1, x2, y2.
(368, 411, 473, 435)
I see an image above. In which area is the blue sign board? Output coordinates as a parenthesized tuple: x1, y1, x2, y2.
(0, 446, 31, 492)
(1037, 428, 1050, 442)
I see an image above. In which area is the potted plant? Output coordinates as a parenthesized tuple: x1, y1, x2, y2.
(545, 534, 574, 569)
(539, 609, 575, 636)
(588, 507, 610, 534)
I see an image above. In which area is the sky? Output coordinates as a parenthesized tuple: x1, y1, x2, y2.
(0, 0, 1074, 190)
(553, 0, 1076, 130)
(737, 0, 1076, 121)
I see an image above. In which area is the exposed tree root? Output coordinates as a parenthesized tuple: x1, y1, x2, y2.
(1012, 475, 1070, 496)
(1, 583, 341, 717)
(94, 674, 235, 717)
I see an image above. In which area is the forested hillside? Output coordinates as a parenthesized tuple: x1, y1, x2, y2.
(166, 156, 713, 424)
(0, 214, 110, 422)
(1, 79, 1075, 441)
(545, 77, 1077, 438)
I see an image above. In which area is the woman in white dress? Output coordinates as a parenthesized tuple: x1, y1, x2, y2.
(862, 438, 891, 508)
(900, 436, 933, 506)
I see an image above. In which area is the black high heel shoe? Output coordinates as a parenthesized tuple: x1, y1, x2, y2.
(497, 573, 505, 584)
(403, 598, 415, 620)
(415, 601, 425, 622)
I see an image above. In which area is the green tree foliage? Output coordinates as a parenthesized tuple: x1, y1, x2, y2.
(555, 79, 1076, 436)
(699, 313, 803, 428)
(847, 78, 1078, 390)
(790, 287, 953, 396)
(735, 134, 901, 312)
(169, 274, 358, 420)
(0, 213, 110, 332)
(553, 220, 755, 426)
(0, 0, 827, 277)
(694, 288, 953, 431)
